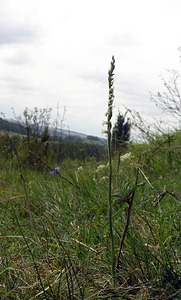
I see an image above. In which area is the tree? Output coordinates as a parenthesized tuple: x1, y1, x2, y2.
(112, 112, 131, 151)
(41, 125, 50, 143)
(150, 70, 181, 120)
(22, 107, 51, 141)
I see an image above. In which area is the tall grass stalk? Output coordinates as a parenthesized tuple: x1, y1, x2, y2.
(10, 207, 50, 299)
(116, 165, 140, 271)
(105, 56, 116, 286)
(20, 173, 39, 246)
(6, 132, 39, 245)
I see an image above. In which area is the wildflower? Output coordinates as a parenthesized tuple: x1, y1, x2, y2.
(97, 164, 106, 172)
(77, 166, 83, 172)
(54, 167, 60, 172)
(50, 166, 60, 176)
(120, 152, 131, 162)
(100, 176, 109, 182)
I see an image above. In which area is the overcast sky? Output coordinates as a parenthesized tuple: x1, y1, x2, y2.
(0, 0, 181, 137)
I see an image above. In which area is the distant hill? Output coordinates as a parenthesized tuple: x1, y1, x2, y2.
(0, 117, 25, 134)
(0, 117, 106, 144)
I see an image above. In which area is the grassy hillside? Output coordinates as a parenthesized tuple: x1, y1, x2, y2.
(0, 129, 180, 299)
(0, 117, 105, 144)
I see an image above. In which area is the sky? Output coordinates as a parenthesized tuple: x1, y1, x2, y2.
(0, 0, 181, 137)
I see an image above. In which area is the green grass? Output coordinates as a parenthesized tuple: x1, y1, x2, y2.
(0, 134, 180, 299)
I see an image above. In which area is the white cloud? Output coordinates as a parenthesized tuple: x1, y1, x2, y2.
(0, 21, 38, 44)
(106, 32, 140, 48)
(4, 50, 31, 65)
(0, 0, 181, 137)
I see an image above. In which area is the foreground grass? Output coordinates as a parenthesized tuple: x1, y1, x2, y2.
(0, 140, 181, 299)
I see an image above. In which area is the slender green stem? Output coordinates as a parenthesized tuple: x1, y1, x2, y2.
(106, 56, 116, 286)
(116, 166, 140, 271)
(107, 127, 116, 286)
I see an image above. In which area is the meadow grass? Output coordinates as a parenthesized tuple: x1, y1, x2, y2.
(0, 137, 180, 299)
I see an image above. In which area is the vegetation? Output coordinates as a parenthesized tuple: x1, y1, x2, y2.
(0, 114, 105, 144)
(0, 58, 180, 299)
(150, 69, 181, 120)
(112, 112, 131, 152)
(0, 117, 25, 135)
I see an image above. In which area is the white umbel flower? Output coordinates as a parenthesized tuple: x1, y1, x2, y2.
(120, 152, 131, 162)
(97, 164, 107, 171)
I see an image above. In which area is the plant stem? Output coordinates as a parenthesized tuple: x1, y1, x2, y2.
(107, 124, 116, 286)
(106, 56, 116, 286)
(116, 166, 140, 271)
(20, 173, 39, 245)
